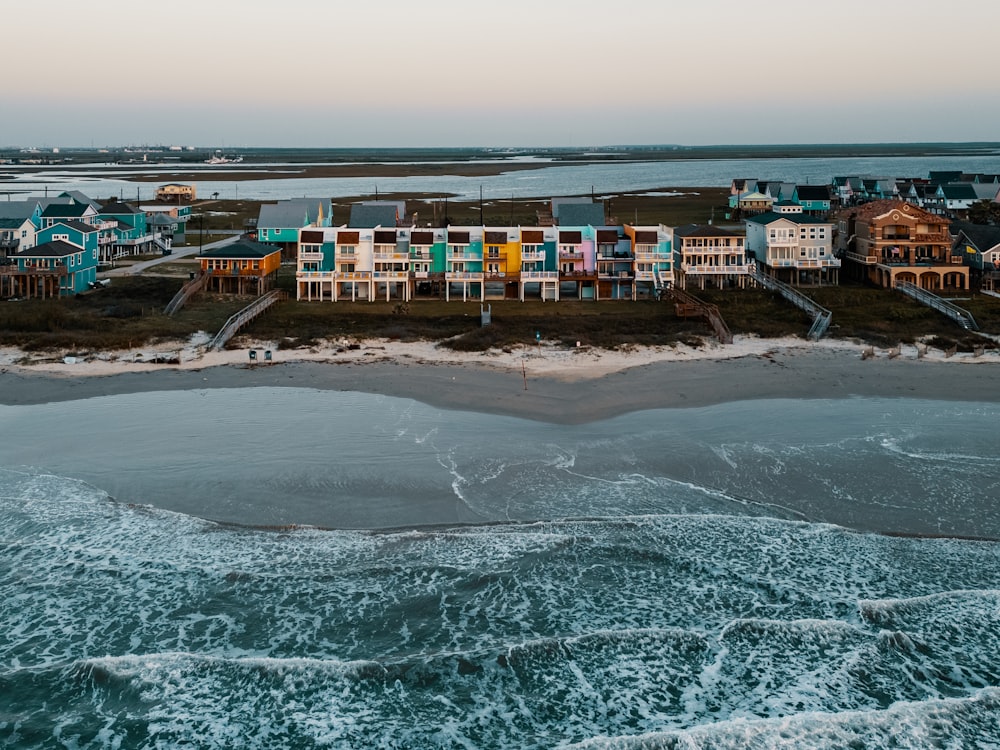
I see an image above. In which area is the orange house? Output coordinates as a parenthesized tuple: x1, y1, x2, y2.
(837, 200, 968, 290)
(198, 240, 282, 295)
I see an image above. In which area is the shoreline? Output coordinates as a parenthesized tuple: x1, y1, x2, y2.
(3, 336, 999, 422)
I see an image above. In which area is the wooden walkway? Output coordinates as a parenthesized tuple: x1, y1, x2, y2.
(750, 267, 832, 340)
(164, 270, 213, 316)
(668, 287, 733, 344)
(208, 290, 288, 351)
(894, 280, 978, 331)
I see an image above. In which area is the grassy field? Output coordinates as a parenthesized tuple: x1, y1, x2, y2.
(3, 271, 997, 355)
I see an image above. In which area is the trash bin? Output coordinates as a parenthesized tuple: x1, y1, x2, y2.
(249, 350, 257, 361)
(264, 350, 272, 362)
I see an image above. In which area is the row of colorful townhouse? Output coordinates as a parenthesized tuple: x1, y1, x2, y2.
(294, 220, 677, 302)
(0, 190, 188, 298)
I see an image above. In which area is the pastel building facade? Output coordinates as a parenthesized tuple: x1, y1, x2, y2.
(837, 200, 968, 290)
(745, 208, 840, 286)
(670, 225, 751, 290)
(295, 219, 674, 303)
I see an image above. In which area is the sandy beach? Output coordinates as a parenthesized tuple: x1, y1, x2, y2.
(2, 335, 998, 422)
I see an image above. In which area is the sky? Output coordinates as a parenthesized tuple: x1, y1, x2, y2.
(5, 0, 1000, 148)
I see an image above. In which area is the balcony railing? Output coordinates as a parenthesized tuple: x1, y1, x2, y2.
(558, 251, 585, 261)
(767, 258, 841, 269)
(296, 270, 335, 280)
(1, 263, 67, 276)
(521, 249, 546, 261)
(410, 250, 433, 260)
(299, 250, 324, 261)
(374, 250, 408, 261)
(334, 271, 371, 280)
(681, 264, 751, 274)
(448, 250, 482, 261)
(446, 271, 483, 280)
(521, 271, 559, 281)
(845, 251, 878, 265)
(373, 270, 409, 279)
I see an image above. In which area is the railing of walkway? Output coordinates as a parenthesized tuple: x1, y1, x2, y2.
(750, 267, 832, 340)
(894, 280, 978, 330)
(668, 287, 733, 344)
(164, 270, 212, 316)
(208, 290, 288, 351)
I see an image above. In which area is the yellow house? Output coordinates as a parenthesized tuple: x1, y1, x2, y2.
(155, 183, 197, 202)
(198, 240, 282, 295)
(483, 228, 520, 299)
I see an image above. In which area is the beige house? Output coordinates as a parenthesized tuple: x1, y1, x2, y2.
(155, 183, 196, 202)
(745, 208, 839, 286)
(837, 200, 968, 290)
(669, 224, 751, 290)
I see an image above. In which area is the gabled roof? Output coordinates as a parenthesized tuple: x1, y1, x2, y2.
(0, 201, 40, 220)
(15, 239, 82, 258)
(41, 203, 91, 219)
(950, 222, 1000, 253)
(929, 170, 963, 183)
(846, 199, 941, 223)
(258, 197, 328, 229)
(794, 185, 832, 201)
(556, 202, 605, 227)
(349, 204, 397, 229)
(673, 224, 745, 238)
(45, 219, 99, 234)
(745, 212, 832, 226)
(939, 183, 978, 200)
(99, 200, 142, 215)
(738, 191, 772, 202)
(971, 183, 1000, 200)
(60, 191, 102, 211)
(0, 217, 32, 229)
(198, 239, 281, 260)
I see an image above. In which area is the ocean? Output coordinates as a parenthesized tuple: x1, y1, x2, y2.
(1, 388, 999, 748)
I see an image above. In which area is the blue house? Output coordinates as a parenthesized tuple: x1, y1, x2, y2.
(8, 220, 99, 297)
(98, 201, 158, 260)
(257, 198, 332, 259)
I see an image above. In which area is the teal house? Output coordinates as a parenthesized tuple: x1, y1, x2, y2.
(98, 201, 159, 260)
(12, 220, 99, 296)
(257, 198, 332, 259)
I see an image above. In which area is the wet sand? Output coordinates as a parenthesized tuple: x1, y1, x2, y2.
(2, 340, 998, 423)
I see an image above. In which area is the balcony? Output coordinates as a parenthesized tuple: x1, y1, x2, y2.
(1, 263, 67, 276)
(845, 251, 877, 265)
(681, 263, 750, 274)
(634, 250, 672, 261)
(373, 270, 409, 280)
(335, 250, 357, 259)
(448, 250, 482, 261)
(219, 266, 268, 277)
(769, 258, 841, 269)
(334, 271, 372, 281)
(296, 270, 335, 280)
(446, 271, 483, 281)
(521, 249, 546, 261)
(299, 250, 324, 261)
(484, 270, 519, 280)
(410, 249, 433, 261)
(373, 250, 409, 262)
(521, 270, 558, 281)
(558, 250, 585, 261)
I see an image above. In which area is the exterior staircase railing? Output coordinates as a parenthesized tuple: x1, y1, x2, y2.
(750, 266, 832, 340)
(208, 290, 288, 350)
(894, 280, 978, 330)
(668, 287, 733, 344)
(164, 269, 212, 316)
